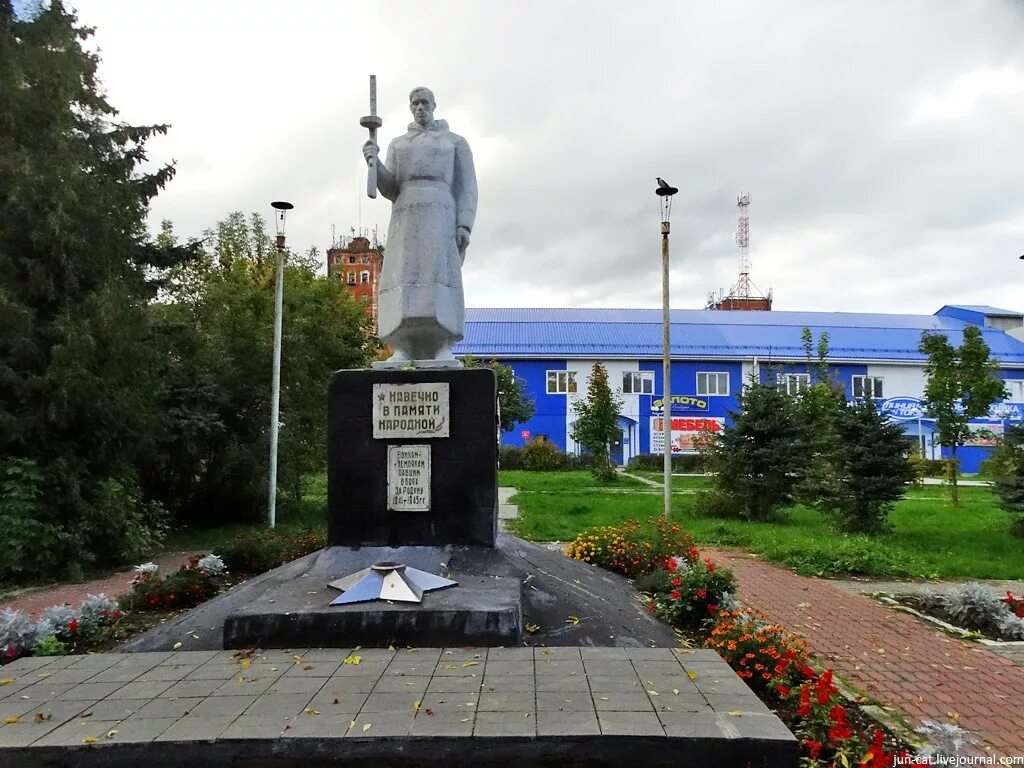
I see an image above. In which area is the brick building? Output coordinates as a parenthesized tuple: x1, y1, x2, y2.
(327, 236, 383, 330)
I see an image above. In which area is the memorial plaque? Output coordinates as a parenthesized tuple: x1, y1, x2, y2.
(387, 444, 431, 511)
(373, 382, 450, 439)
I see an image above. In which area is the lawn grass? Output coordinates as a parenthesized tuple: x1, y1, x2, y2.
(505, 471, 1024, 580)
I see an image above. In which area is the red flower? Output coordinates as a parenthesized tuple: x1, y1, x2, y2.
(68, 619, 78, 633)
(797, 685, 811, 716)
(672, 577, 682, 587)
(665, 558, 678, 573)
(802, 739, 822, 760)
(5, 645, 15, 659)
(670, 590, 681, 601)
(113, 610, 123, 619)
(801, 665, 816, 678)
(704, 558, 716, 573)
(775, 684, 791, 698)
(828, 722, 853, 742)
(708, 604, 718, 615)
(647, 603, 656, 614)
(695, 588, 707, 600)
(829, 704, 847, 723)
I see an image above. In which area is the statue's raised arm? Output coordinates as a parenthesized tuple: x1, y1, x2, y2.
(361, 86, 478, 366)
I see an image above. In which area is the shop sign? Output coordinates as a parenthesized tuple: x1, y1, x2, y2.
(651, 395, 709, 414)
(650, 417, 724, 454)
(879, 397, 925, 421)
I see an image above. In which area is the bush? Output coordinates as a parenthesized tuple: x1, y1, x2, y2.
(499, 439, 573, 471)
(705, 609, 808, 695)
(693, 490, 742, 518)
(627, 454, 706, 473)
(33, 635, 67, 656)
(564, 518, 697, 578)
(922, 583, 1024, 640)
(120, 556, 222, 612)
(644, 556, 738, 632)
(220, 529, 326, 575)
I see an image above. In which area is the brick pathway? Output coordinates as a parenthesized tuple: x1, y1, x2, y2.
(1, 553, 200, 619)
(709, 549, 1024, 758)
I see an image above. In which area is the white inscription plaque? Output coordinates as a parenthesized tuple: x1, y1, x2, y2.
(373, 382, 450, 439)
(387, 444, 431, 512)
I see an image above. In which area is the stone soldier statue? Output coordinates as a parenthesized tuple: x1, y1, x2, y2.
(362, 86, 478, 364)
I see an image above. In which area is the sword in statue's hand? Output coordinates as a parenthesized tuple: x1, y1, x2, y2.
(360, 75, 383, 199)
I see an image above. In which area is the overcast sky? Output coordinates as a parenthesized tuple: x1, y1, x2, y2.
(58, 0, 1024, 314)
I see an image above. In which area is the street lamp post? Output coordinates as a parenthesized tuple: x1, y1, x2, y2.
(268, 200, 293, 529)
(656, 178, 678, 520)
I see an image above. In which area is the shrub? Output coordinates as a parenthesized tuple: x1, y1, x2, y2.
(0, 608, 37, 663)
(564, 518, 697, 578)
(922, 583, 1024, 640)
(693, 490, 742, 519)
(645, 557, 738, 632)
(34, 636, 67, 656)
(627, 453, 706, 473)
(221, 530, 325, 575)
(705, 609, 808, 695)
(120, 556, 222, 612)
(499, 439, 572, 471)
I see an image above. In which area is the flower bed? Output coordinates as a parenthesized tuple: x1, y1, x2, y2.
(892, 584, 1024, 642)
(566, 516, 925, 765)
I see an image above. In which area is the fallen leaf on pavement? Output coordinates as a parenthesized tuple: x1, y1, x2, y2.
(240, 659, 251, 670)
(647, 690, 659, 696)
(33, 711, 52, 723)
(303, 709, 319, 716)
(343, 655, 362, 665)
(362, 723, 372, 732)
(172, 642, 182, 650)
(525, 624, 540, 634)
(83, 736, 98, 744)
(425, 708, 434, 716)
(105, 729, 117, 738)
(302, 664, 314, 671)
(687, 671, 698, 680)
(672, 689, 680, 695)
(413, 700, 421, 712)
(0, 679, 12, 686)
(566, 615, 580, 626)
(4, 716, 21, 724)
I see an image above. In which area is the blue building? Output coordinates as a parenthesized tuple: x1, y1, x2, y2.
(454, 305, 1024, 473)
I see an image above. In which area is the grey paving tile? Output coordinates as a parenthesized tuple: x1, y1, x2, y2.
(160, 650, 219, 665)
(536, 709, 600, 736)
(586, 675, 644, 691)
(120, 652, 174, 665)
(184, 663, 246, 680)
(651, 693, 712, 713)
(345, 712, 415, 737)
(344, 649, 397, 663)
(584, 659, 636, 676)
(432, 662, 484, 676)
(66, 654, 123, 672)
(297, 648, 356, 662)
(134, 665, 203, 682)
(673, 648, 727, 663)
(598, 710, 665, 736)
(104, 717, 176, 742)
(634, 674, 699, 693)
(0, 656, 57, 676)
(535, 659, 584, 676)
(534, 675, 589, 692)
(111, 680, 175, 699)
(485, 647, 534, 662)
(134, 697, 204, 719)
(533, 647, 580, 660)
(332, 662, 389, 677)
(371, 675, 431, 694)
(383, 659, 438, 676)
(483, 660, 532, 676)
(0, 721, 56, 747)
(704, 693, 772, 715)
(267, 676, 329, 695)
(86, 667, 148, 684)
(213, 676, 277, 696)
(658, 711, 730, 738)
(479, 676, 533, 693)
(579, 647, 627, 660)
(307, 691, 368, 712)
(536, 691, 591, 711)
(33, 718, 121, 746)
(61, 681, 126, 700)
(409, 711, 474, 737)
(414, 694, 478, 714)
(624, 647, 674, 661)
(74, 699, 141, 720)
(723, 712, 795, 740)
(27, 656, 80, 670)
(634, 660, 698, 676)
(593, 690, 655, 711)
(155, 715, 234, 741)
(281, 712, 353, 738)
(473, 710, 536, 737)
(320, 676, 379, 694)
(360, 692, 429, 713)
(478, 691, 537, 712)
(243, 693, 314, 718)
(187, 695, 258, 719)
(30, 668, 97, 685)
(0, 696, 48, 720)
(427, 676, 483, 693)
(158, 678, 231, 699)
(9, 682, 76, 702)
(220, 715, 287, 740)
(438, 649, 486, 661)
(282, 660, 342, 677)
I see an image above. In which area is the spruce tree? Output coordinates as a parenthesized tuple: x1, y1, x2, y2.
(0, 2, 183, 578)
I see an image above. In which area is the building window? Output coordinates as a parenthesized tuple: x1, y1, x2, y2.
(1005, 379, 1024, 401)
(348, 256, 356, 264)
(362, 255, 370, 264)
(622, 371, 654, 395)
(346, 273, 355, 285)
(779, 373, 810, 395)
(852, 375, 884, 399)
(360, 271, 370, 284)
(546, 370, 577, 394)
(697, 372, 729, 396)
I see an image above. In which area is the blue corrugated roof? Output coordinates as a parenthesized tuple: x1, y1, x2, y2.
(940, 305, 1023, 316)
(455, 308, 1024, 364)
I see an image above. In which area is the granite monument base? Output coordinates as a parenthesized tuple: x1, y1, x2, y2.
(327, 367, 498, 548)
(223, 545, 521, 649)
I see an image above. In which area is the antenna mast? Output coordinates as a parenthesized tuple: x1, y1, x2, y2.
(733, 193, 751, 298)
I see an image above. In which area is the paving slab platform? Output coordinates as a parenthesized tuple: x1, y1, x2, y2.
(0, 647, 797, 767)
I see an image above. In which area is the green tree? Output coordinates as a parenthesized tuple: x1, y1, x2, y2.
(462, 356, 536, 432)
(990, 424, 1024, 535)
(148, 214, 380, 523)
(820, 398, 914, 533)
(0, 2, 187, 579)
(792, 328, 845, 508)
(570, 363, 623, 481)
(919, 327, 1006, 506)
(704, 379, 804, 521)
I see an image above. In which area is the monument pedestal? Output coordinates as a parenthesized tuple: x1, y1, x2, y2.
(327, 367, 498, 548)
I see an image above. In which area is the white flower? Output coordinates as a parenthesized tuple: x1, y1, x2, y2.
(197, 554, 227, 576)
(133, 562, 159, 574)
